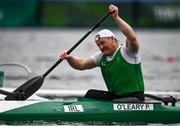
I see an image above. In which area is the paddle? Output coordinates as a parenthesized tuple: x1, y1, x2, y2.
(0, 89, 15, 96)
(5, 11, 113, 100)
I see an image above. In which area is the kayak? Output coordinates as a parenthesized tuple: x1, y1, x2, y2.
(0, 63, 179, 124)
(0, 97, 180, 123)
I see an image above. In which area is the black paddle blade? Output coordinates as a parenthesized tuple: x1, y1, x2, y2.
(5, 76, 44, 100)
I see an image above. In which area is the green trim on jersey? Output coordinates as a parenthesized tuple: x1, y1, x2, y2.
(100, 49, 144, 96)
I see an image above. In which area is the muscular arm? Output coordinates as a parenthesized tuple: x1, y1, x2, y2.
(109, 4, 140, 53)
(60, 51, 96, 70)
(66, 56, 96, 70)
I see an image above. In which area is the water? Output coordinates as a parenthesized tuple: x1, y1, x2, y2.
(0, 28, 180, 125)
(0, 28, 180, 91)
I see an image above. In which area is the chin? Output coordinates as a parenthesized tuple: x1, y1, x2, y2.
(103, 52, 111, 56)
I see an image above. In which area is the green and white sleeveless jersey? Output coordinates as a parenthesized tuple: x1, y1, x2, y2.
(90, 43, 144, 96)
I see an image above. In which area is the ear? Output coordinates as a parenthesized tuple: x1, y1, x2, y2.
(109, 36, 113, 41)
(110, 36, 116, 43)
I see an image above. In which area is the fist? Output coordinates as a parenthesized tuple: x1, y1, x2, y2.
(60, 50, 69, 60)
(109, 4, 118, 18)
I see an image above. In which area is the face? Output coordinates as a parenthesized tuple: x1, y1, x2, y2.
(96, 37, 117, 56)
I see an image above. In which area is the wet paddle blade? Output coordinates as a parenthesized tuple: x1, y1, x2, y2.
(5, 76, 44, 100)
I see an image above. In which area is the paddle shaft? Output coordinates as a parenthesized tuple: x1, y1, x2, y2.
(0, 89, 14, 96)
(43, 11, 112, 78)
(3, 11, 113, 101)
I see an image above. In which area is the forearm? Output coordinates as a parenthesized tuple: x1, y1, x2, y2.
(113, 15, 137, 42)
(60, 50, 96, 70)
(113, 15, 139, 52)
(66, 55, 84, 70)
(109, 4, 139, 52)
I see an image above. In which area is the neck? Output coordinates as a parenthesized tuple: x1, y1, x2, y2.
(107, 44, 119, 56)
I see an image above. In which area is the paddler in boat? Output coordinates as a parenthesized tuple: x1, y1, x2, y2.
(60, 4, 145, 102)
